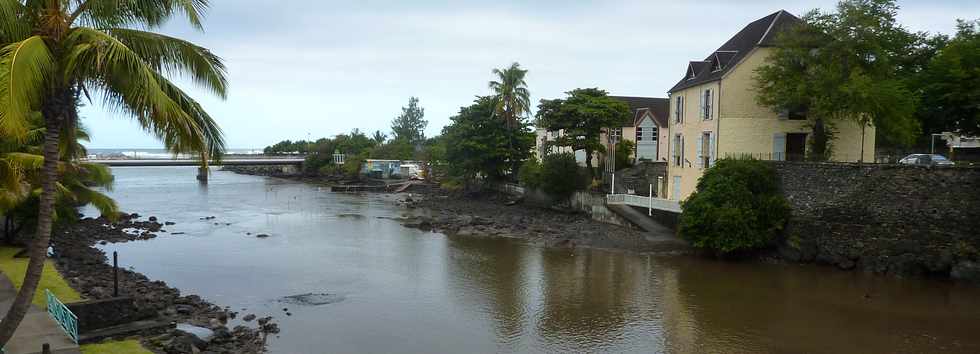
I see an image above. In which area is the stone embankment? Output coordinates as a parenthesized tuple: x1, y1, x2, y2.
(221, 164, 301, 178)
(772, 162, 980, 283)
(398, 189, 689, 253)
(52, 214, 278, 353)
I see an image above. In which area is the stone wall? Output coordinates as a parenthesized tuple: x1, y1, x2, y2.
(67, 296, 152, 333)
(771, 162, 980, 282)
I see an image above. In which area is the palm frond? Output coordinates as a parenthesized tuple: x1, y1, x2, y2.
(74, 184, 119, 220)
(0, 0, 31, 43)
(106, 28, 226, 97)
(74, 0, 209, 30)
(77, 162, 114, 189)
(65, 27, 225, 162)
(0, 36, 55, 139)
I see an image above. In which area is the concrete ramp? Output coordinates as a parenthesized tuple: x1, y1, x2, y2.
(0, 275, 81, 354)
(606, 204, 686, 245)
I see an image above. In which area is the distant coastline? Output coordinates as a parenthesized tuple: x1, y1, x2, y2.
(85, 148, 267, 160)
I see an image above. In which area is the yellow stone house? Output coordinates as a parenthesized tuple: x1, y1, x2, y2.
(666, 10, 876, 200)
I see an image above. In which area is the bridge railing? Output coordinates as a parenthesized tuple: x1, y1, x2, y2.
(606, 194, 682, 213)
(46, 289, 79, 344)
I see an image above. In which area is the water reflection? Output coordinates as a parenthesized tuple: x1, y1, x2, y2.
(90, 167, 980, 354)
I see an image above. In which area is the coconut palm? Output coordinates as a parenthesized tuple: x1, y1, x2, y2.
(488, 62, 531, 128)
(488, 62, 531, 177)
(0, 0, 226, 343)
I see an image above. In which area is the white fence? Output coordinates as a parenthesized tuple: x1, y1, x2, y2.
(606, 194, 682, 213)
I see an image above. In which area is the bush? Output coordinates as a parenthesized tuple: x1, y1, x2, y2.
(615, 140, 635, 170)
(539, 153, 589, 199)
(679, 158, 790, 254)
(518, 158, 543, 188)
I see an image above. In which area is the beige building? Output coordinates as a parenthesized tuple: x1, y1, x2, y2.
(666, 10, 875, 201)
(536, 96, 670, 168)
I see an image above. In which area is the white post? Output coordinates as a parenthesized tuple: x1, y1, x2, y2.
(648, 184, 653, 216)
(611, 173, 615, 194)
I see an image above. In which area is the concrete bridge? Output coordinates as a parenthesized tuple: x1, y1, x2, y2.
(86, 158, 304, 183)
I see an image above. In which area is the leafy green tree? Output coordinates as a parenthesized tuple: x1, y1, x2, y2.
(615, 140, 635, 169)
(754, 0, 921, 160)
(371, 130, 387, 145)
(917, 20, 980, 137)
(391, 97, 427, 146)
(442, 96, 535, 184)
(539, 153, 589, 200)
(517, 158, 543, 189)
(0, 0, 226, 341)
(371, 138, 414, 160)
(535, 88, 632, 176)
(679, 158, 790, 254)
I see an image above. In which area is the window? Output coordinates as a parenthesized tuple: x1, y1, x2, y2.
(700, 88, 713, 120)
(699, 132, 714, 169)
(636, 127, 643, 141)
(673, 134, 684, 167)
(609, 128, 622, 143)
(674, 96, 684, 123)
(650, 126, 658, 141)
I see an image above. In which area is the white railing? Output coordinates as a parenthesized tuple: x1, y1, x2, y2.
(606, 194, 682, 213)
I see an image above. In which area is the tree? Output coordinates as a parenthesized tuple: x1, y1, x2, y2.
(442, 96, 535, 184)
(679, 158, 790, 254)
(371, 130, 387, 145)
(539, 153, 589, 200)
(391, 97, 427, 146)
(0, 0, 226, 343)
(489, 62, 531, 176)
(535, 88, 632, 177)
(489, 62, 531, 129)
(754, 0, 920, 160)
(917, 20, 980, 137)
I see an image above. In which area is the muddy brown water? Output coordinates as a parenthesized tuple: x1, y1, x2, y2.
(87, 167, 980, 353)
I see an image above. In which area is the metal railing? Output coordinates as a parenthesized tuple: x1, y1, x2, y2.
(45, 289, 79, 344)
(606, 194, 682, 213)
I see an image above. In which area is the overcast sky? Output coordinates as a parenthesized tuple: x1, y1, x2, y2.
(81, 0, 980, 149)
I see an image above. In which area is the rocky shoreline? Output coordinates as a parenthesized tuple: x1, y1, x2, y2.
(396, 188, 690, 254)
(51, 214, 278, 353)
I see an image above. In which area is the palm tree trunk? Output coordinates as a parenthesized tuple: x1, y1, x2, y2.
(0, 108, 63, 346)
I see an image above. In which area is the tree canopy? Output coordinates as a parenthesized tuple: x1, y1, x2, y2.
(535, 88, 631, 175)
(916, 20, 980, 137)
(489, 62, 531, 128)
(391, 96, 427, 146)
(442, 96, 535, 182)
(754, 0, 921, 157)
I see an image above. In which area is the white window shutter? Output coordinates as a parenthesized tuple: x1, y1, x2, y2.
(698, 90, 705, 119)
(709, 132, 716, 165)
(696, 134, 703, 169)
(773, 133, 786, 161)
(680, 135, 685, 167)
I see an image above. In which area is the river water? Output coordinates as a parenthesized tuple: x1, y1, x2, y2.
(87, 167, 980, 354)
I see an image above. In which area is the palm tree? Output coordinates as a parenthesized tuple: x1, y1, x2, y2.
(488, 62, 531, 177)
(488, 62, 531, 128)
(0, 0, 226, 344)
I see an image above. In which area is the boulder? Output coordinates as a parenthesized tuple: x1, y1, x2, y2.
(951, 261, 980, 284)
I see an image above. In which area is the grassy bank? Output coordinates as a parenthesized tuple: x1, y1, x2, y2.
(0, 247, 81, 306)
(80, 339, 153, 354)
(0, 247, 153, 353)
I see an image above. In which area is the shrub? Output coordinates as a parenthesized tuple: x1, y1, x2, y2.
(679, 158, 790, 254)
(615, 140, 635, 170)
(539, 153, 589, 199)
(518, 158, 543, 188)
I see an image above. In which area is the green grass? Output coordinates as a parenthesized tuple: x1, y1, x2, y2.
(80, 339, 153, 354)
(0, 247, 82, 306)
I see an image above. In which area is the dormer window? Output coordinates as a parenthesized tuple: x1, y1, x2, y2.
(711, 58, 722, 72)
(686, 66, 697, 80)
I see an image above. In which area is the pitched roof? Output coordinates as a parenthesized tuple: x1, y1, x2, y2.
(669, 10, 802, 93)
(608, 96, 669, 127)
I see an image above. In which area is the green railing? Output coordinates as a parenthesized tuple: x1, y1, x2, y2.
(45, 289, 79, 343)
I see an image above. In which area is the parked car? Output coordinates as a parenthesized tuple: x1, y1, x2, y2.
(898, 154, 955, 167)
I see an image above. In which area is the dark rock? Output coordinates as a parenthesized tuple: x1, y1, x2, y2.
(148, 216, 158, 222)
(164, 221, 176, 225)
(951, 261, 980, 284)
(243, 314, 256, 322)
(256, 234, 270, 238)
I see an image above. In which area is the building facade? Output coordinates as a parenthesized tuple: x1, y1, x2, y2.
(666, 10, 876, 200)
